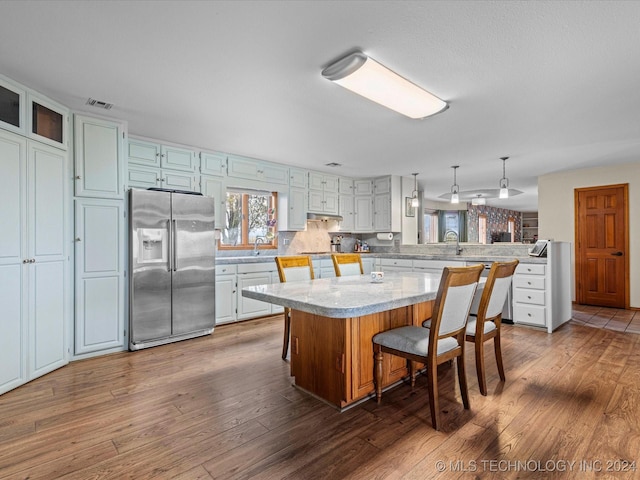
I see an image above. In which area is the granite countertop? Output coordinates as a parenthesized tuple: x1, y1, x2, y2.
(216, 252, 545, 265)
(241, 271, 444, 318)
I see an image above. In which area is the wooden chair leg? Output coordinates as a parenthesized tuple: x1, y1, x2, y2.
(410, 360, 417, 387)
(475, 337, 487, 396)
(374, 346, 384, 404)
(494, 332, 506, 382)
(457, 349, 470, 409)
(427, 359, 439, 430)
(282, 311, 291, 360)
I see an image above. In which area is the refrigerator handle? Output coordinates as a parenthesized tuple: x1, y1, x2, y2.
(167, 219, 173, 272)
(172, 219, 178, 272)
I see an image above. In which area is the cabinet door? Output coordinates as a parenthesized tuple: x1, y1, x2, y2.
(0, 130, 26, 267)
(28, 93, 68, 150)
(262, 162, 289, 185)
(0, 75, 26, 135)
(201, 175, 225, 228)
(161, 145, 196, 172)
(354, 179, 373, 195)
(200, 151, 226, 176)
(354, 196, 373, 232)
(288, 187, 308, 231)
(323, 174, 339, 193)
(270, 271, 284, 314)
(0, 264, 26, 395)
(75, 199, 125, 354)
(308, 171, 325, 191)
(373, 176, 391, 195)
(162, 170, 197, 191)
(308, 189, 325, 212)
(289, 168, 308, 189)
(127, 165, 161, 189)
(128, 138, 161, 167)
(339, 194, 354, 231)
(215, 274, 237, 324)
(339, 177, 353, 195)
(237, 273, 273, 319)
(74, 114, 125, 199)
(227, 155, 261, 181)
(373, 193, 391, 231)
(323, 192, 339, 215)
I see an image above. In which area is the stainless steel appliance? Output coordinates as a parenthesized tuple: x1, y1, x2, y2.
(129, 188, 216, 350)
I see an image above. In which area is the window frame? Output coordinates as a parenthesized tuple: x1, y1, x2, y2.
(218, 190, 278, 252)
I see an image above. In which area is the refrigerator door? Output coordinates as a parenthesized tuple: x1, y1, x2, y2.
(130, 189, 172, 346)
(171, 193, 216, 335)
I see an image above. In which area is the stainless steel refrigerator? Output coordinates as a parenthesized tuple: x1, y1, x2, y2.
(129, 188, 216, 350)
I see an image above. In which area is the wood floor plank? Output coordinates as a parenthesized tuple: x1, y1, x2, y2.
(0, 313, 639, 479)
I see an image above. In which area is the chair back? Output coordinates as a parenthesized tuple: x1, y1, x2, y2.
(331, 253, 364, 276)
(477, 260, 519, 322)
(430, 264, 484, 339)
(275, 256, 315, 283)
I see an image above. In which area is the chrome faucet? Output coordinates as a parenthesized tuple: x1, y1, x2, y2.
(253, 236, 265, 256)
(444, 230, 463, 255)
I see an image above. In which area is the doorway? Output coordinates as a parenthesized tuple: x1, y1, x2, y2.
(575, 184, 629, 308)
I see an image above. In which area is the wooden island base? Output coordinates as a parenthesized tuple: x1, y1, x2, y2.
(289, 300, 433, 410)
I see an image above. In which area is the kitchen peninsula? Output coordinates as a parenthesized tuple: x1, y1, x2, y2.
(242, 271, 444, 409)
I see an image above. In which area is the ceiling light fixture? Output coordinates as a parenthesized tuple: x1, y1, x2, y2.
(499, 156, 510, 199)
(321, 51, 448, 119)
(471, 194, 486, 206)
(450, 166, 460, 204)
(411, 173, 420, 208)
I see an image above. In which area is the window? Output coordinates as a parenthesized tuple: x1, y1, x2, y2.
(508, 217, 515, 242)
(423, 210, 439, 243)
(478, 214, 487, 244)
(219, 189, 278, 250)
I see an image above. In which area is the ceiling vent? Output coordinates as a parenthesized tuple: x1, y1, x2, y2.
(325, 162, 342, 167)
(86, 98, 113, 110)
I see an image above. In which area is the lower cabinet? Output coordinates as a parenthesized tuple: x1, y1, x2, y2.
(74, 198, 126, 355)
(215, 265, 237, 325)
(513, 263, 547, 328)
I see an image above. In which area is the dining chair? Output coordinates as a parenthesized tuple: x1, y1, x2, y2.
(274, 256, 315, 360)
(331, 253, 364, 276)
(372, 263, 484, 430)
(465, 259, 519, 395)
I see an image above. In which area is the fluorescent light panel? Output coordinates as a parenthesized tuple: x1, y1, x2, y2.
(322, 52, 448, 119)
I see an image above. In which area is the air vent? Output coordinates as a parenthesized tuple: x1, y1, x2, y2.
(86, 98, 113, 110)
(325, 162, 342, 167)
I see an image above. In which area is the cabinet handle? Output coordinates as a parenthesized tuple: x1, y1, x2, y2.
(527, 296, 532, 299)
(75, 237, 81, 242)
(75, 175, 81, 180)
(23, 259, 29, 264)
(30, 258, 35, 263)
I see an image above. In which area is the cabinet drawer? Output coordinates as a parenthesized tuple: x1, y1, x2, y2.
(513, 288, 546, 305)
(513, 275, 545, 290)
(380, 258, 412, 268)
(215, 264, 237, 275)
(412, 259, 465, 270)
(514, 304, 546, 327)
(237, 262, 277, 274)
(516, 263, 546, 275)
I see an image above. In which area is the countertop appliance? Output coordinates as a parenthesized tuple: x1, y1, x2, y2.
(129, 188, 216, 350)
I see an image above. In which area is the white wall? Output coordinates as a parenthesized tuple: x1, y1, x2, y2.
(538, 161, 640, 307)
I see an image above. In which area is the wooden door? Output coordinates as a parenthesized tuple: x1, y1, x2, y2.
(575, 184, 628, 308)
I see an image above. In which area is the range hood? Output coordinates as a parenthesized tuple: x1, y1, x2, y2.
(307, 212, 343, 222)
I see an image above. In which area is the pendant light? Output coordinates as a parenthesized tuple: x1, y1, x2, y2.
(450, 166, 460, 204)
(499, 156, 510, 199)
(471, 194, 486, 206)
(410, 173, 420, 208)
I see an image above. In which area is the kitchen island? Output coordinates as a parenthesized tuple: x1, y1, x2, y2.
(242, 272, 445, 409)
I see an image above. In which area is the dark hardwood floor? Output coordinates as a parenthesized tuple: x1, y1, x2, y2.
(1, 309, 639, 479)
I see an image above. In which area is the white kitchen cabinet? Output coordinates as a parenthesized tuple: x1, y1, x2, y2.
(74, 114, 126, 199)
(309, 172, 339, 192)
(354, 195, 373, 232)
(128, 138, 197, 173)
(28, 93, 69, 150)
(270, 271, 284, 314)
(289, 167, 308, 189)
(284, 187, 308, 231)
(236, 262, 280, 320)
(339, 177, 353, 195)
(354, 179, 373, 195)
(126, 164, 197, 192)
(413, 259, 466, 275)
(339, 194, 355, 231)
(215, 265, 237, 325)
(201, 175, 226, 228)
(227, 155, 289, 185)
(74, 198, 126, 355)
(378, 258, 413, 272)
(308, 171, 339, 215)
(0, 130, 68, 395)
(0, 74, 26, 136)
(162, 169, 197, 191)
(127, 164, 160, 189)
(373, 175, 401, 232)
(200, 151, 227, 176)
(361, 256, 375, 274)
(512, 242, 572, 333)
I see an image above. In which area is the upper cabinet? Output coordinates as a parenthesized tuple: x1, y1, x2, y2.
(0, 74, 69, 150)
(227, 154, 289, 185)
(200, 151, 227, 177)
(74, 114, 127, 199)
(128, 138, 197, 173)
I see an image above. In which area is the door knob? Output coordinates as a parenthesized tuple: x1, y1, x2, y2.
(611, 251, 623, 256)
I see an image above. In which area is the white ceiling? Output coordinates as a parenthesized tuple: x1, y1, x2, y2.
(2, 0, 639, 212)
